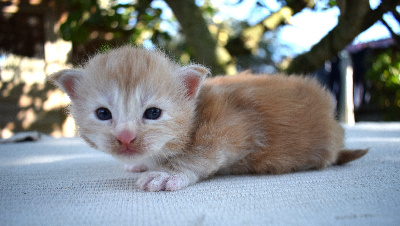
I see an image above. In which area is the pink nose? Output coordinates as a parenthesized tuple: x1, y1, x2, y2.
(116, 130, 136, 146)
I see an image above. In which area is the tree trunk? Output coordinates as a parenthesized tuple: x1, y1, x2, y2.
(164, 0, 226, 75)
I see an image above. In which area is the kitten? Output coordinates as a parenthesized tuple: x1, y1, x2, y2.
(49, 46, 368, 192)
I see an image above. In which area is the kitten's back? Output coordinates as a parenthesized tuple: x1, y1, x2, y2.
(197, 73, 348, 174)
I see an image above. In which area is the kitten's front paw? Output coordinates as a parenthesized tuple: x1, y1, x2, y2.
(136, 171, 190, 192)
(124, 164, 147, 172)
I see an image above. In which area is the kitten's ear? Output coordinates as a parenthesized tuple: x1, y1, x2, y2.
(178, 65, 210, 100)
(48, 69, 84, 100)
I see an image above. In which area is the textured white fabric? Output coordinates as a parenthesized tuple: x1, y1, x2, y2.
(1, 123, 399, 226)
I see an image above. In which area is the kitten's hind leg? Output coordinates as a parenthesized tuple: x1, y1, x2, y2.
(124, 164, 148, 172)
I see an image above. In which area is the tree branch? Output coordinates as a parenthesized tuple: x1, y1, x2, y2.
(380, 18, 400, 45)
(390, 9, 400, 23)
(286, 0, 400, 74)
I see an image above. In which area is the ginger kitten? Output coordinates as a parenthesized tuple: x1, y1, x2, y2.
(49, 46, 368, 192)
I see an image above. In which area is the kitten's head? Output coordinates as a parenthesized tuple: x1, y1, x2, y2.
(49, 46, 209, 164)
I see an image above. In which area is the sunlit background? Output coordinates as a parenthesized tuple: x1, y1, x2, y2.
(1, 0, 399, 139)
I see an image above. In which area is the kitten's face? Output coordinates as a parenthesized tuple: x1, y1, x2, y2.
(49, 47, 209, 165)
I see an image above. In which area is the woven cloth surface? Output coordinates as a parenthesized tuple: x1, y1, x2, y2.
(1, 122, 399, 226)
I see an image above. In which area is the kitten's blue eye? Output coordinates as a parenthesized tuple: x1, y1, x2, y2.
(96, 108, 112, 120)
(143, 107, 162, 120)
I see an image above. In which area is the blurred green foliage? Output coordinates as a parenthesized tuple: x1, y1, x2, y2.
(59, 0, 171, 46)
(367, 49, 400, 120)
(57, 0, 400, 122)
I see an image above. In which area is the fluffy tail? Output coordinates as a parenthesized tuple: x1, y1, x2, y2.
(335, 149, 369, 165)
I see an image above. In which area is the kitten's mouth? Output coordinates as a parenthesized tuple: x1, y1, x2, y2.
(117, 147, 141, 156)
